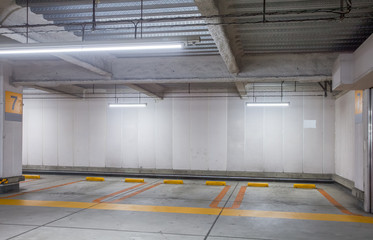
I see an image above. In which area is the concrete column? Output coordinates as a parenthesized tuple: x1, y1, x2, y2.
(0, 63, 24, 193)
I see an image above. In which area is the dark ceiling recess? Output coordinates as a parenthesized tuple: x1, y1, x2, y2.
(11, 0, 373, 54)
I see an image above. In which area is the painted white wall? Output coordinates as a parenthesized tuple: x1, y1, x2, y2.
(334, 91, 364, 190)
(0, 63, 23, 178)
(22, 94, 335, 174)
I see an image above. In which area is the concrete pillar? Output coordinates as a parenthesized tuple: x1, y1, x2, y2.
(0, 63, 24, 193)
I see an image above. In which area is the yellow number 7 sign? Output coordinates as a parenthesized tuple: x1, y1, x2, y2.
(5, 91, 23, 122)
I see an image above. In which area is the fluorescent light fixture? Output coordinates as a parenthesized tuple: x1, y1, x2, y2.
(109, 103, 147, 108)
(246, 102, 290, 107)
(0, 40, 184, 55)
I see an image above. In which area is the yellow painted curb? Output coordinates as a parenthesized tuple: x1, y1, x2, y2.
(23, 175, 40, 179)
(206, 181, 226, 186)
(247, 182, 269, 187)
(163, 180, 183, 184)
(86, 177, 105, 182)
(125, 178, 144, 183)
(294, 184, 316, 189)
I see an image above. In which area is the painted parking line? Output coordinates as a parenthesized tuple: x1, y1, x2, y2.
(209, 186, 247, 209)
(221, 209, 373, 224)
(229, 186, 247, 209)
(93, 183, 147, 203)
(107, 183, 162, 203)
(317, 188, 357, 215)
(1, 199, 373, 224)
(20, 179, 38, 183)
(0, 180, 83, 199)
(209, 185, 231, 208)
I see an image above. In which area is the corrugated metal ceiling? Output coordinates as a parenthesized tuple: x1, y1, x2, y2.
(13, 0, 373, 56)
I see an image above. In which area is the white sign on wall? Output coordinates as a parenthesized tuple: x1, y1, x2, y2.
(304, 120, 316, 129)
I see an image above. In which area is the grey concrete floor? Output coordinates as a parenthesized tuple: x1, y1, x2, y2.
(0, 175, 372, 240)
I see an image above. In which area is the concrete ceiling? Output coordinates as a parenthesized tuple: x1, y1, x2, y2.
(0, 0, 372, 99)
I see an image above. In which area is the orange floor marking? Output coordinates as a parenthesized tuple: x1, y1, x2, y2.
(108, 183, 162, 203)
(20, 179, 37, 183)
(209, 185, 231, 208)
(228, 186, 247, 209)
(93, 183, 147, 203)
(0, 180, 83, 199)
(317, 188, 356, 215)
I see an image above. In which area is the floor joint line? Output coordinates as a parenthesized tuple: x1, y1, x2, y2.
(204, 182, 239, 240)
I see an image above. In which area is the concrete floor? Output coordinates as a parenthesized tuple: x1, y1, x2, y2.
(0, 175, 372, 240)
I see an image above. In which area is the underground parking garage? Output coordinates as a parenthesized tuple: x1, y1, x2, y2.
(1, 0, 373, 239)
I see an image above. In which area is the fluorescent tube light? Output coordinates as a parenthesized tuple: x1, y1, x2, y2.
(246, 102, 290, 107)
(109, 103, 147, 108)
(0, 41, 184, 55)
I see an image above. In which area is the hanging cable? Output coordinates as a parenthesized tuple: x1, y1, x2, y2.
(92, 0, 98, 31)
(263, 0, 266, 23)
(26, 0, 29, 43)
(140, 0, 144, 39)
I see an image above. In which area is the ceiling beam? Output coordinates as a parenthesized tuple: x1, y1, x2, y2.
(235, 82, 248, 99)
(13, 76, 332, 86)
(0, 3, 112, 77)
(0, 28, 112, 77)
(125, 84, 164, 100)
(30, 85, 84, 98)
(194, 0, 240, 74)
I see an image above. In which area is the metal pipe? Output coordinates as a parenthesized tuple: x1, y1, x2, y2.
(369, 88, 373, 212)
(92, 0, 96, 31)
(263, 0, 266, 23)
(26, 0, 29, 43)
(22, 169, 334, 183)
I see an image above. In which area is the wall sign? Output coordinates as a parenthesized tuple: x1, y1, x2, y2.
(355, 90, 363, 123)
(5, 91, 23, 122)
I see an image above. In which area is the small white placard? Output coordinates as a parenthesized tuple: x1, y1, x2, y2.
(304, 120, 316, 129)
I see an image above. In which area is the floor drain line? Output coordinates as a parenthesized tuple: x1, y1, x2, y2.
(204, 182, 239, 240)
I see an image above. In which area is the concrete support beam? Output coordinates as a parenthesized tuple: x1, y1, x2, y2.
(0, 1, 113, 77)
(333, 34, 373, 90)
(235, 82, 248, 99)
(0, 62, 23, 193)
(13, 76, 332, 86)
(194, 0, 240, 74)
(125, 84, 164, 100)
(31, 85, 85, 98)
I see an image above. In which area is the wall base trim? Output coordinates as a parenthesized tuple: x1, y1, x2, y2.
(23, 165, 333, 182)
(0, 183, 19, 193)
(333, 174, 365, 205)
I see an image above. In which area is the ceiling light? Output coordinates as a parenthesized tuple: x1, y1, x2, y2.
(246, 102, 290, 107)
(109, 103, 147, 108)
(0, 40, 184, 55)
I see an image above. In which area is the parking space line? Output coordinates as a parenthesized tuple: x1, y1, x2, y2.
(0, 180, 83, 199)
(93, 183, 147, 203)
(317, 188, 356, 215)
(107, 183, 162, 203)
(20, 179, 37, 183)
(1, 199, 373, 224)
(228, 186, 247, 209)
(209, 186, 231, 208)
(221, 209, 373, 224)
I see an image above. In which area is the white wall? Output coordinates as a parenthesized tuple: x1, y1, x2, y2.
(22, 94, 335, 174)
(335, 91, 364, 190)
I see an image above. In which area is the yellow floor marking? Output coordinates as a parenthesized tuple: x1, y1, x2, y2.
(294, 184, 316, 189)
(23, 175, 40, 179)
(0, 199, 95, 209)
(247, 182, 269, 187)
(1, 199, 373, 224)
(222, 209, 373, 224)
(93, 203, 220, 215)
